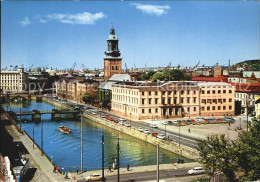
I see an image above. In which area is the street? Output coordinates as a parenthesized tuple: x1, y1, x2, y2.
(76, 168, 203, 182)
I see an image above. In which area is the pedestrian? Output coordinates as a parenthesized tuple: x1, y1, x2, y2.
(127, 164, 130, 171)
(53, 165, 56, 173)
(76, 167, 79, 174)
(56, 166, 60, 173)
(107, 166, 112, 172)
(171, 160, 175, 165)
(188, 128, 191, 133)
(112, 162, 115, 170)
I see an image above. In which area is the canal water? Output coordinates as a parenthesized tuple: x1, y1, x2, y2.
(4, 101, 193, 172)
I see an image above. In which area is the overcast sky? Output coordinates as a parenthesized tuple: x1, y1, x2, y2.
(2, 1, 259, 70)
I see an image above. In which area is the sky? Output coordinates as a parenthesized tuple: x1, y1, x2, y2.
(1, 1, 259, 70)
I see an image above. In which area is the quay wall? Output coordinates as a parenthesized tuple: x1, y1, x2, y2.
(42, 97, 200, 160)
(83, 112, 200, 160)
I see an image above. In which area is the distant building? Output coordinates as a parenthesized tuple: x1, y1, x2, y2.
(192, 76, 228, 82)
(233, 83, 260, 115)
(243, 71, 260, 79)
(255, 97, 260, 120)
(0, 67, 29, 93)
(56, 76, 99, 103)
(213, 64, 223, 77)
(104, 27, 122, 81)
(98, 74, 131, 102)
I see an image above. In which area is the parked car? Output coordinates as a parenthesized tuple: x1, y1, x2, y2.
(100, 114, 106, 118)
(84, 174, 102, 181)
(124, 123, 131, 127)
(157, 134, 166, 140)
(143, 129, 150, 134)
(137, 127, 143, 132)
(150, 124, 158, 128)
(152, 132, 158, 137)
(119, 118, 126, 121)
(119, 121, 124, 125)
(187, 167, 205, 175)
(222, 117, 235, 122)
(162, 121, 168, 125)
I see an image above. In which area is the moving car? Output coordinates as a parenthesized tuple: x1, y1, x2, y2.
(143, 129, 150, 134)
(85, 174, 102, 181)
(187, 167, 205, 175)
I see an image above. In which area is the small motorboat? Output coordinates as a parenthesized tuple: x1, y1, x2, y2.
(58, 125, 71, 134)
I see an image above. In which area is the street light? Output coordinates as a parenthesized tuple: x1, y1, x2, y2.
(116, 138, 120, 182)
(101, 134, 105, 182)
(130, 113, 132, 127)
(178, 120, 181, 147)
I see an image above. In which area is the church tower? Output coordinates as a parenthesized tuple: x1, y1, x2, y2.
(104, 27, 122, 81)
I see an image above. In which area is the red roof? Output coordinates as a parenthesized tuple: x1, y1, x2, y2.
(192, 76, 228, 82)
(230, 83, 260, 93)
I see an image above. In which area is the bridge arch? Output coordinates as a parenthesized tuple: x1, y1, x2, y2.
(10, 95, 28, 102)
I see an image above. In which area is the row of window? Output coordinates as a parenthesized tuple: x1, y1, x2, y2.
(111, 66, 119, 70)
(202, 105, 232, 111)
(142, 90, 197, 96)
(113, 89, 139, 96)
(202, 90, 232, 94)
(201, 98, 232, 104)
(112, 103, 138, 113)
(113, 95, 139, 104)
(141, 97, 198, 105)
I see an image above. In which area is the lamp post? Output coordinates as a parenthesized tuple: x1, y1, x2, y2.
(101, 134, 105, 182)
(33, 124, 35, 149)
(116, 138, 120, 182)
(130, 113, 132, 127)
(164, 124, 166, 137)
(178, 120, 181, 147)
(80, 111, 83, 173)
(19, 102, 22, 133)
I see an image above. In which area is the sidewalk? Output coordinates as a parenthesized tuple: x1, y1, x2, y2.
(5, 123, 64, 182)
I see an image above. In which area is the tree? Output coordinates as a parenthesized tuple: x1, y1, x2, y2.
(233, 121, 260, 181)
(82, 92, 92, 104)
(197, 122, 260, 181)
(151, 69, 191, 81)
(151, 72, 165, 81)
(197, 135, 237, 181)
(137, 71, 155, 81)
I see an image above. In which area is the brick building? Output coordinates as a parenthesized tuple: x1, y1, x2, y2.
(104, 27, 122, 81)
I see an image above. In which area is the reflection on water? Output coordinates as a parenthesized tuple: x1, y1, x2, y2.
(4, 101, 193, 172)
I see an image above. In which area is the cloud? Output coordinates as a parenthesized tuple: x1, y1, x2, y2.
(132, 3, 170, 16)
(46, 12, 106, 25)
(19, 17, 31, 27)
(39, 19, 47, 23)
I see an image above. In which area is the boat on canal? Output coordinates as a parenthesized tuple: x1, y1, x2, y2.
(58, 125, 71, 134)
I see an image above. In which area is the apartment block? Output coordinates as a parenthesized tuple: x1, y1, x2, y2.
(56, 77, 99, 103)
(0, 67, 29, 93)
(199, 82, 235, 117)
